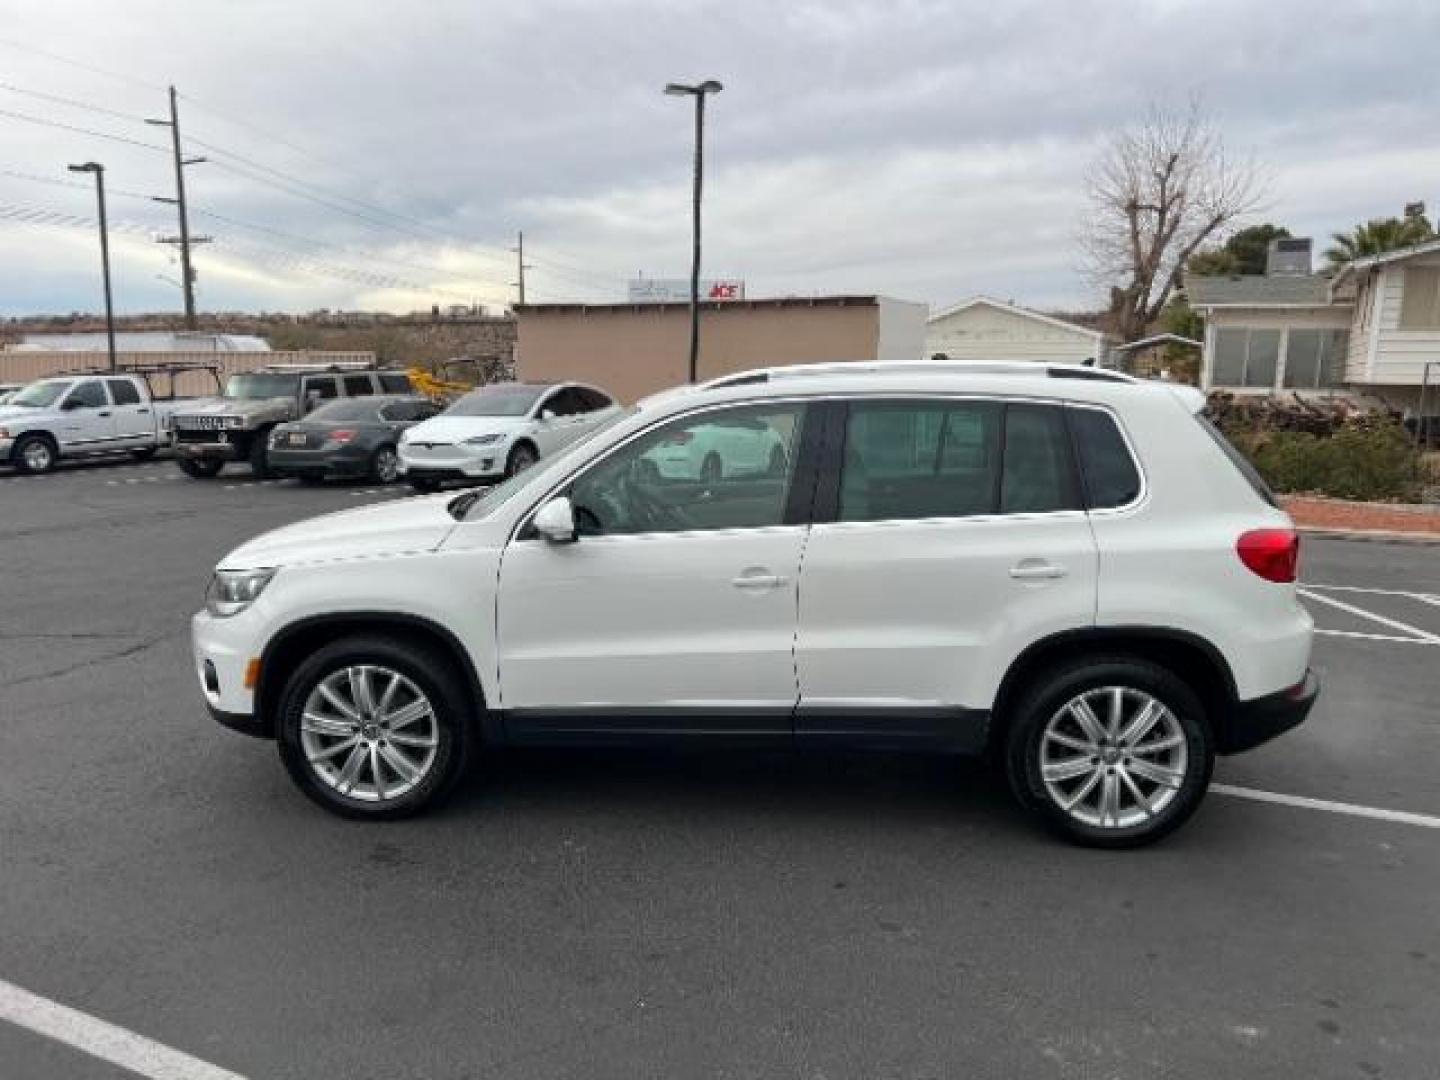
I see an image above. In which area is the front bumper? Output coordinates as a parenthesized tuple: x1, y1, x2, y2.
(1215, 669, 1319, 754)
(399, 445, 506, 479)
(176, 439, 244, 462)
(192, 609, 264, 732)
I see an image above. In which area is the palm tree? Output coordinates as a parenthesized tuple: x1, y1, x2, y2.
(1325, 208, 1434, 272)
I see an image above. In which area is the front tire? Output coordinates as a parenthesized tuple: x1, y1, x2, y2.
(177, 458, 224, 479)
(1004, 657, 1213, 848)
(505, 442, 538, 478)
(13, 434, 57, 474)
(276, 636, 473, 820)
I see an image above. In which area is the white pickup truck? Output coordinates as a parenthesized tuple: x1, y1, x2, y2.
(0, 368, 221, 474)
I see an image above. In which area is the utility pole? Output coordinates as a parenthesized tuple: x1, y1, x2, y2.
(664, 80, 723, 382)
(147, 86, 210, 329)
(67, 162, 117, 372)
(510, 230, 530, 307)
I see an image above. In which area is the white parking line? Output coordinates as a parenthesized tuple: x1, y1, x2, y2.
(1313, 628, 1436, 644)
(1213, 784, 1440, 830)
(1302, 582, 1440, 603)
(1298, 588, 1440, 644)
(0, 977, 247, 1080)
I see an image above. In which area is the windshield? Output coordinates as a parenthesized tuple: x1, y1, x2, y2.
(306, 399, 382, 423)
(452, 407, 636, 520)
(445, 385, 545, 418)
(8, 381, 72, 408)
(225, 373, 300, 400)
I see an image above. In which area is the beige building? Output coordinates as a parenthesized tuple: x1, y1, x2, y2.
(925, 296, 1114, 367)
(515, 295, 927, 403)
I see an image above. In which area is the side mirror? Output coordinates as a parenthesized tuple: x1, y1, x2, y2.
(533, 496, 577, 543)
(540, 408, 557, 422)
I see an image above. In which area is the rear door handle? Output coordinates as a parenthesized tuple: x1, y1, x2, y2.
(1009, 562, 1066, 581)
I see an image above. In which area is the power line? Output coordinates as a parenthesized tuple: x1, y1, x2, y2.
(0, 168, 157, 202)
(0, 80, 150, 125)
(0, 37, 166, 92)
(0, 106, 169, 153)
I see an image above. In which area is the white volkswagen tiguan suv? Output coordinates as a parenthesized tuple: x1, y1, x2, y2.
(193, 362, 1317, 846)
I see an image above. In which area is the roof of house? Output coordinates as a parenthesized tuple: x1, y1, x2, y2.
(1113, 333, 1202, 352)
(928, 295, 1111, 342)
(515, 295, 905, 315)
(1184, 274, 1334, 309)
(1329, 236, 1440, 290)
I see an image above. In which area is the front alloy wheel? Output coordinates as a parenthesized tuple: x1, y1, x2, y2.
(277, 636, 471, 818)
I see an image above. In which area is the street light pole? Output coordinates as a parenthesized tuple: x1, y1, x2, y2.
(68, 162, 117, 373)
(664, 80, 723, 383)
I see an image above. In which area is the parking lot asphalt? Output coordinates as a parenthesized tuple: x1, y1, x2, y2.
(1, 454, 1437, 1079)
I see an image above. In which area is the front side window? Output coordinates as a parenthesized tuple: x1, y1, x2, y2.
(303, 377, 339, 401)
(107, 379, 141, 405)
(573, 387, 613, 412)
(67, 380, 108, 409)
(569, 404, 804, 536)
(541, 388, 582, 417)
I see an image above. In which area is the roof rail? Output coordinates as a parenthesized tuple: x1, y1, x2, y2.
(259, 360, 380, 373)
(702, 360, 1137, 389)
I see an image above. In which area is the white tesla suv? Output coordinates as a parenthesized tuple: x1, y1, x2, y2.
(192, 361, 1317, 846)
(397, 381, 619, 492)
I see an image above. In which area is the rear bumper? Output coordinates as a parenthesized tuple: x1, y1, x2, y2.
(1216, 669, 1319, 754)
(268, 447, 369, 476)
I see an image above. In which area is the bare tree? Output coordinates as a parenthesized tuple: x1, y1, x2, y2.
(1081, 99, 1265, 342)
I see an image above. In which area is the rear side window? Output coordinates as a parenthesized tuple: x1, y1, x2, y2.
(1068, 407, 1142, 509)
(342, 374, 374, 396)
(839, 400, 1003, 522)
(378, 373, 413, 393)
(107, 379, 141, 405)
(1196, 414, 1279, 508)
(303, 377, 338, 400)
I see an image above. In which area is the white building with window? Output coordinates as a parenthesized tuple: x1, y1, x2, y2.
(925, 296, 1113, 367)
(1188, 237, 1440, 412)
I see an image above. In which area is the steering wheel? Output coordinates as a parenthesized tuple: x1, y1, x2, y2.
(619, 469, 691, 531)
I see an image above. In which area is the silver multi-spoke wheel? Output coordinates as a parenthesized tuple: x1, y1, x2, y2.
(299, 665, 439, 803)
(373, 447, 399, 483)
(1039, 686, 1189, 830)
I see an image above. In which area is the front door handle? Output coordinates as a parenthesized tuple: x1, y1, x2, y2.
(98, 411, 112, 418)
(732, 569, 788, 590)
(1009, 561, 1066, 581)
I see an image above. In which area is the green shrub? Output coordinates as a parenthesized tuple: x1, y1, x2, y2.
(1243, 421, 1421, 501)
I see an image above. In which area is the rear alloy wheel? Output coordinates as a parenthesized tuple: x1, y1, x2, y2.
(1005, 658, 1212, 848)
(13, 434, 57, 474)
(505, 442, 538, 478)
(371, 445, 400, 484)
(277, 637, 471, 819)
(178, 458, 224, 479)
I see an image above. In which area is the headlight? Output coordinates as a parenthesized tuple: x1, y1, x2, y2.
(205, 568, 277, 617)
(464, 433, 504, 445)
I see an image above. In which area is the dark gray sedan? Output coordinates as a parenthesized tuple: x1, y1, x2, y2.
(267, 396, 439, 484)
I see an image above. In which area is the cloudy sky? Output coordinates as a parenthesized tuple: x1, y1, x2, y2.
(1, 0, 1435, 318)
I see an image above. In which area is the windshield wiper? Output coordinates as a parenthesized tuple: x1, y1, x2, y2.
(447, 489, 484, 520)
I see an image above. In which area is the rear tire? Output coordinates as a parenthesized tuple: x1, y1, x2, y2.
(13, 434, 58, 474)
(177, 458, 224, 479)
(276, 635, 473, 820)
(371, 445, 400, 484)
(1003, 656, 1213, 848)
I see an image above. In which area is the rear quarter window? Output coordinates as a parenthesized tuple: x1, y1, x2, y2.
(1067, 407, 1142, 509)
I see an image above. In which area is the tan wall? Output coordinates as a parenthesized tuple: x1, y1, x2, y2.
(0, 351, 375, 398)
(516, 304, 880, 403)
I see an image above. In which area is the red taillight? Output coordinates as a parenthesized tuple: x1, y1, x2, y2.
(327, 429, 357, 444)
(662, 431, 693, 446)
(1236, 528, 1299, 583)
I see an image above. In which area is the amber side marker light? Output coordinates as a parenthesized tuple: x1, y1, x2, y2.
(243, 659, 261, 690)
